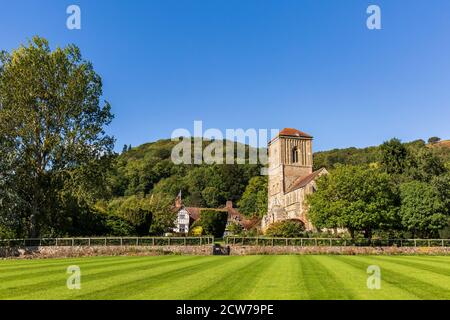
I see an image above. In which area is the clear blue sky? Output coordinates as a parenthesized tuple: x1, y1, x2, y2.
(1, 0, 449, 152)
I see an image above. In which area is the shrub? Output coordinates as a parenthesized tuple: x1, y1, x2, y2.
(195, 210, 228, 238)
(265, 219, 305, 238)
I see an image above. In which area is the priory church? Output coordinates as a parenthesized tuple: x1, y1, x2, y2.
(262, 128, 328, 231)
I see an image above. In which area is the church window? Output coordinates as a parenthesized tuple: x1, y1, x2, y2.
(292, 146, 299, 163)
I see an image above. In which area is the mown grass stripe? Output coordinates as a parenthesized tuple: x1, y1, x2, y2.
(0, 255, 122, 271)
(72, 256, 229, 300)
(335, 256, 450, 300)
(130, 256, 262, 300)
(183, 256, 272, 300)
(1, 256, 198, 300)
(0, 256, 155, 282)
(247, 256, 305, 300)
(314, 256, 416, 300)
(300, 256, 354, 300)
(371, 256, 450, 277)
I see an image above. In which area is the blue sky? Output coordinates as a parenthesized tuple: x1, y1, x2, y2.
(1, 0, 449, 152)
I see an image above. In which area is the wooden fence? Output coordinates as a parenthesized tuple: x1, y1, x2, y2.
(0, 236, 214, 247)
(224, 237, 450, 247)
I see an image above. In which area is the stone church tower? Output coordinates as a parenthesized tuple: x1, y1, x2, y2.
(262, 128, 327, 231)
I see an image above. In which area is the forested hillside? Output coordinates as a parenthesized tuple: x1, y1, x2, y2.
(314, 139, 450, 170)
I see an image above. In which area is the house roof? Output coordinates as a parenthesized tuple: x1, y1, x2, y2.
(177, 205, 258, 230)
(286, 168, 327, 193)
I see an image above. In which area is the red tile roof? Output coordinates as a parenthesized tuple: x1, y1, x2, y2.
(279, 128, 312, 138)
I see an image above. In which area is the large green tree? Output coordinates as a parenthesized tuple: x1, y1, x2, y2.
(0, 37, 114, 237)
(307, 165, 399, 240)
(399, 181, 448, 238)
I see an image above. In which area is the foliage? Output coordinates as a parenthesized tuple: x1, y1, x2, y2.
(380, 138, 409, 175)
(190, 226, 203, 236)
(265, 219, 305, 238)
(226, 221, 243, 236)
(237, 176, 268, 217)
(428, 137, 441, 144)
(194, 210, 228, 238)
(307, 165, 399, 239)
(399, 181, 448, 238)
(0, 37, 114, 237)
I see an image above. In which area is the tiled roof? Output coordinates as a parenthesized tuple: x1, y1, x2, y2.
(286, 168, 327, 193)
(179, 206, 257, 230)
(279, 128, 312, 138)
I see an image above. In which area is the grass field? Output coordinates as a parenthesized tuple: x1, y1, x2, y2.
(0, 255, 449, 300)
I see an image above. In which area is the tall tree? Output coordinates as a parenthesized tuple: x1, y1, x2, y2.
(399, 181, 448, 238)
(380, 138, 409, 175)
(0, 37, 114, 237)
(307, 165, 399, 240)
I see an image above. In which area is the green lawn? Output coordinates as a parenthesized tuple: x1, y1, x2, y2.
(0, 255, 449, 300)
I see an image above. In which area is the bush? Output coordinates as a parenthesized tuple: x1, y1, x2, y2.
(226, 221, 243, 236)
(265, 219, 305, 238)
(195, 210, 228, 238)
(105, 215, 135, 236)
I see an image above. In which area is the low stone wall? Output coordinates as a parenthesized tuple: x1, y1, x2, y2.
(228, 245, 450, 255)
(0, 245, 212, 259)
(1, 245, 449, 259)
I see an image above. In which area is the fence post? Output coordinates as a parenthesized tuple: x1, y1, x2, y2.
(104, 238, 107, 246)
(271, 239, 274, 246)
(152, 238, 155, 246)
(442, 239, 444, 247)
(72, 238, 74, 246)
(329, 239, 332, 246)
(184, 238, 186, 246)
(56, 238, 58, 246)
(300, 238, 303, 247)
(136, 238, 139, 246)
(88, 238, 91, 246)
(414, 239, 417, 247)
(428, 240, 431, 247)
(315, 238, 318, 246)
(120, 238, 123, 246)
(168, 238, 170, 246)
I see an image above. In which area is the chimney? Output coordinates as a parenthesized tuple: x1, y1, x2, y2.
(226, 201, 233, 209)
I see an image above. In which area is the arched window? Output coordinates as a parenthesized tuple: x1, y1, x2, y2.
(292, 146, 299, 163)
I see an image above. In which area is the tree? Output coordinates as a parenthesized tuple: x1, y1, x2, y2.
(399, 181, 448, 238)
(237, 176, 268, 217)
(147, 193, 176, 235)
(0, 37, 114, 237)
(307, 165, 398, 240)
(405, 148, 446, 182)
(195, 210, 228, 238)
(380, 138, 409, 175)
(428, 137, 441, 144)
